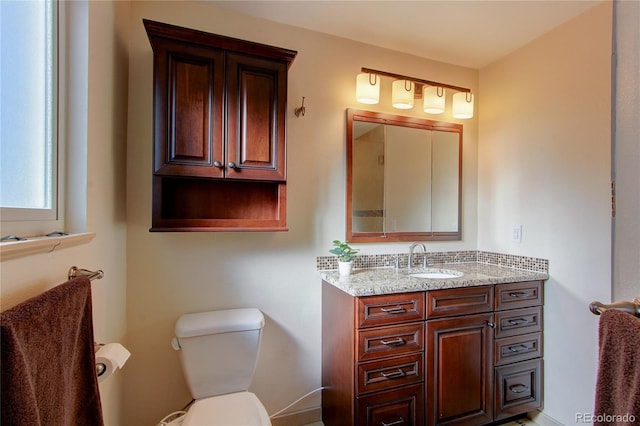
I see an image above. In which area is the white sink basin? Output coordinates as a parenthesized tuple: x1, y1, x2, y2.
(407, 269, 464, 279)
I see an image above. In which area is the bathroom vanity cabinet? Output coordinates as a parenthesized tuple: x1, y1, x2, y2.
(321, 279, 544, 426)
(144, 19, 296, 232)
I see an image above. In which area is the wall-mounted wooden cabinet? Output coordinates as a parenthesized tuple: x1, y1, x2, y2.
(144, 19, 296, 231)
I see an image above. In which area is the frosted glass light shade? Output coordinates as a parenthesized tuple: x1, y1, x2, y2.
(355, 73, 380, 104)
(423, 86, 445, 114)
(392, 80, 414, 109)
(452, 92, 474, 119)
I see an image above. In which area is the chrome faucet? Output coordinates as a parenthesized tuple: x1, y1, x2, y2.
(408, 242, 427, 270)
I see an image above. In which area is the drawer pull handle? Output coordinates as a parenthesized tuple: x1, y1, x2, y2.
(508, 318, 530, 326)
(382, 417, 405, 426)
(508, 344, 530, 353)
(509, 384, 530, 394)
(380, 337, 405, 346)
(508, 291, 531, 298)
(380, 306, 406, 314)
(380, 369, 405, 379)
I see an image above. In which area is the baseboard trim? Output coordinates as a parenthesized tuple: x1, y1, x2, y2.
(529, 410, 563, 426)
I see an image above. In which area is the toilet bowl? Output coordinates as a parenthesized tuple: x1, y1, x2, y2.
(182, 392, 271, 425)
(172, 308, 271, 426)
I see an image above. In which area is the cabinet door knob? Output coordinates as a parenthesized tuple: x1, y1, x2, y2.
(213, 161, 223, 168)
(228, 162, 237, 169)
(486, 321, 496, 328)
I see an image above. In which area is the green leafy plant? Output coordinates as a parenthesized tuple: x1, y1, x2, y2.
(329, 240, 359, 262)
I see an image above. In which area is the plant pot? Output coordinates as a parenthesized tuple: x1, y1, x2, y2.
(338, 261, 353, 276)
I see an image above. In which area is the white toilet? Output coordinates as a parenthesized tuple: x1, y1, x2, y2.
(171, 308, 271, 425)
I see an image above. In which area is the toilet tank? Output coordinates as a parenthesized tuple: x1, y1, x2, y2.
(173, 308, 265, 399)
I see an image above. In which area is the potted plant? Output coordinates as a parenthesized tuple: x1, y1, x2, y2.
(329, 240, 359, 275)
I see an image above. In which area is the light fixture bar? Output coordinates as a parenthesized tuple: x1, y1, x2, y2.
(361, 67, 471, 94)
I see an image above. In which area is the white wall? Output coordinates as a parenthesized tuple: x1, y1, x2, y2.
(0, 1, 130, 424)
(478, 3, 612, 424)
(125, 2, 478, 424)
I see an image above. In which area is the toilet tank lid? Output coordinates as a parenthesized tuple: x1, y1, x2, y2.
(175, 308, 265, 338)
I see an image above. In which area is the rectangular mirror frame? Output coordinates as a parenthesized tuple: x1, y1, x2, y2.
(346, 109, 463, 243)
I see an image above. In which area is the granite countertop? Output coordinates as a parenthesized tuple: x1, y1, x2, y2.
(320, 262, 549, 296)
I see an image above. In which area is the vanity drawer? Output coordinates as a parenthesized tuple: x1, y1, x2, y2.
(357, 323, 424, 362)
(426, 286, 493, 318)
(495, 281, 543, 311)
(357, 353, 423, 395)
(494, 358, 543, 421)
(357, 292, 425, 328)
(495, 332, 543, 366)
(495, 306, 542, 338)
(356, 383, 424, 426)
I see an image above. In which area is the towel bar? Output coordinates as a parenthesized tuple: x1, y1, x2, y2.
(589, 297, 640, 317)
(68, 266, 104, 281)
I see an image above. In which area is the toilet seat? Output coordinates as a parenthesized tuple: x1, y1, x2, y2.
(182, 392, 271, 425)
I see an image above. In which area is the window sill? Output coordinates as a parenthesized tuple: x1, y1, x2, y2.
(1, 232, 96, 261)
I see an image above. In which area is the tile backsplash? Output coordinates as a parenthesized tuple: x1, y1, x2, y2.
(317, 250, 548, 273)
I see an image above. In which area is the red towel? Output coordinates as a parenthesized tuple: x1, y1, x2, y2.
(0, 277, 104, 426)
(594, 309, 640, 425)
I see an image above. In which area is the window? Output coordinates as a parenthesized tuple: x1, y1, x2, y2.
(1, 0, 61, 236)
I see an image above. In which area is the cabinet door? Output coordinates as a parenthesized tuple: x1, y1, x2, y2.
(226, 53, 287, 181)
(426, 313, 493, 426)
(153, 39, 224, 178)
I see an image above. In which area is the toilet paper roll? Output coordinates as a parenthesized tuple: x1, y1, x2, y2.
(95, 343, 131, 383)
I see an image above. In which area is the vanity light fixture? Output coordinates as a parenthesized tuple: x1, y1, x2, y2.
(356, 67, 474, 119)
(423, 86, 446, 114)
(355, 72, 380, 104)
(391, 79, 415, 109)
(452, 92, 474, 119)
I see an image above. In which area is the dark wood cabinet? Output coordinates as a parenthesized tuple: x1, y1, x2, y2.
(322, 280, 544, 426)
(144, 19, 296, 231)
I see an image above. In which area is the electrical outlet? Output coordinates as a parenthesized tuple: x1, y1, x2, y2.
(511, 225, 522, 243)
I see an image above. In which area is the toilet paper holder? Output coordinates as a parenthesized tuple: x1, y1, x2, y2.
(94, 342, 131, 382)
(94, 343, 108, 377)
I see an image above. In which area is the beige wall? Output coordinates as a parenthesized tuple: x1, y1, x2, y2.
(125, 2, 477, 424)
(0, 1, 130, 425)
(478, 3, 612, 424)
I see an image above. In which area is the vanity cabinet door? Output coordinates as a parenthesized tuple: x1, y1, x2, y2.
(426, 313, 494, 426)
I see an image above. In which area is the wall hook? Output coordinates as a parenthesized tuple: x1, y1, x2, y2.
(294, 97, 306, 117)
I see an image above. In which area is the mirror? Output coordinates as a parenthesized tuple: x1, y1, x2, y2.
(347, 109, 462, 242)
